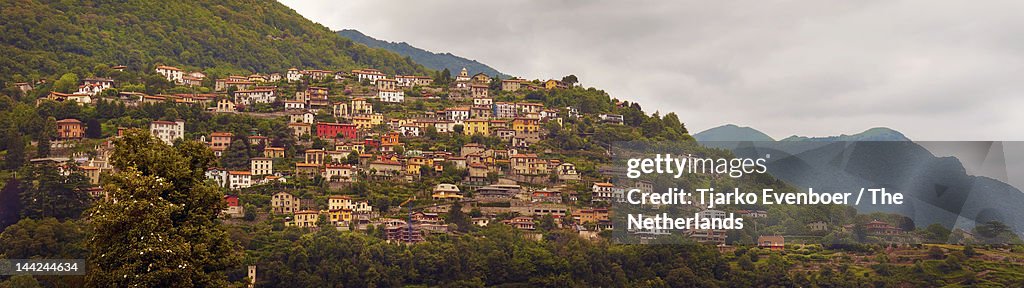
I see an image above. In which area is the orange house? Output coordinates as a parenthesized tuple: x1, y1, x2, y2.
(381, 132, 400, 146)
(210, 132, 233, 150)
(56, 119, 85, 139)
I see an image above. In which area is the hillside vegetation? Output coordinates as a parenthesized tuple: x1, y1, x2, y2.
(0, 0, 429, 84)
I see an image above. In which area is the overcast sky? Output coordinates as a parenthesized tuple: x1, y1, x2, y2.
(281, 0, 1024, 141)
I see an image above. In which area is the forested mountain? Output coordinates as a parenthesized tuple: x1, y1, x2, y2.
(694, 124, 776, 142)
(339, 29, 508, 78)
(0, 0, 429, 85)
(782, 127, 910, 142)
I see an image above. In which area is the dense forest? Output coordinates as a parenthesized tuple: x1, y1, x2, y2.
(0, 0, 430, 85)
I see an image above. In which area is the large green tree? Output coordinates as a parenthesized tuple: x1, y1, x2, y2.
(87, 130, 240, 287)
(18, 162, 91, 220)
(220, 139, 251, 170)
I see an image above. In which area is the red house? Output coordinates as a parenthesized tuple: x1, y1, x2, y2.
(316, 122, 357, 139)
(224, 195, 239, 207)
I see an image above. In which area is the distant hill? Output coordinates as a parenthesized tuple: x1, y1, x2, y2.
(782, 127, 910, 142)
(0, 0, 429, 83)
(700, 126, 1024, 236)
(694, 124, 775, 142)
(714, 140, 1024, 236)
(339, 29, 508, 78)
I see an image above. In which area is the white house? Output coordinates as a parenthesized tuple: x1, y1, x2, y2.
(378, 89, 404, 103)
(323, 164, 356, 182)
(286, 68, 302, 82)
(592, 182, 616, 202)
(493, 102, 518, 119)
(205, 168, 228, 188)
(284, 100, 305, 110)
(250, 157, 273, 176)
(353, 69, 386, 83)
(445, 107, 470, 122)
(473, 98, 493, 107)
(288, 110, 315, 124)
(233, 89, 276, 106)
(227, 171, 252, 190)
(77, 84, 105, 96)
(78, 78, 114, 96)
(395, 75, 418, 87)
(150, 120, 185, 145)
(399, 125, 421, 137)
(599, 114, 624, 124)
(155, 65, 183, 84)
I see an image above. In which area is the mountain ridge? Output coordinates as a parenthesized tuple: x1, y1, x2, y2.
(693, 124, 775, 142)
(695, 125, 910, 142)
(338, 29, 509, 78)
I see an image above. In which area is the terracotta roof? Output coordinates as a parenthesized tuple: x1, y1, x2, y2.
(156, 65, 181, 71)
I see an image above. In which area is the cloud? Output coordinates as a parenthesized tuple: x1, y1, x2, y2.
(282, 0, 1024, 140)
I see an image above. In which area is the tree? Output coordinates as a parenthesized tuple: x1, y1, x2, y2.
(561, 75, 579, 86)
(924, 223, 950, 243)
(162, 107, 180, 121)
(4, 132, 26, 170)
(18, 162, 91, 220)
(87, 130, 240, 287)
(220, 139, 251, 170)
(537, 214, 556, 231)
(447, 201, 471, 232)
(0, 275, 42, 288)
(243, 204, 257, 221)
(0, 178, 24, 230)
(53, 73, 79, 93)
(86, 118, 103, 138)
(438, 68, 452, 85)
(0, 218, 87, 259)
(963, 244, 977, 258)
(974, 220, 1022, 244)
(345, 151, 360, 165)
(36, 117, 57, 157)
(738, 253, 755, 271)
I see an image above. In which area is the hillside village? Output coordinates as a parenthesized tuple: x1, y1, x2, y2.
(15, 60, 987, 250)
(22, 63, 665, 243)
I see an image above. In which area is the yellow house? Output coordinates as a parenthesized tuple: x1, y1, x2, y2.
(288, 122, 311, 138)
(351, 97, 372, 115)
(80, 166, 101, 185)
(368, 113, 385, 126)
(406, 163, 422, 176)
(264, 147, 285, 158)
(295, 163, 321, 177)
(464, 119, 490, 135)
(326, 209, 353, 225)
(545, 79, 567, 90)
(328, 195, 352, 210)
(290, 210, 320, 227)
(510, 153, 548, 175)
(408, 156, 432, 167)
(352, 116, 374, 130)
(512, 118, 540, 133)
